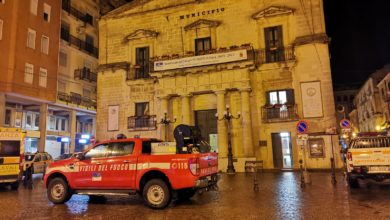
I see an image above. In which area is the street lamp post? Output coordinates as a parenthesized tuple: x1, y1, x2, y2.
(216, 105, 240, 174)
(157, 112, 176, 141)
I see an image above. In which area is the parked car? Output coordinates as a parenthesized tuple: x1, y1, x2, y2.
(24, 152, 53, 174)
(54, 152, 82, 161)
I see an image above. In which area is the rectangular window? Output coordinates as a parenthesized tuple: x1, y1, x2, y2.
(43, 3, 51, 22)
(0, 19, 3, 40)
(55, 117, 61, 131)
(135, 102, 149, 116)
(30, 0, 38, 15)
(135, 47, 150, 79)
(0, 0, 5, 4)
(61, 118, 66, 131)
(39, 68, 47, 87)
(59, 51, 67, 66)
(25, 112, 32, 129)
(4, 109, 11, 126)
(195, 37, 211, 55)
(85, 34, 94, 53)
(60, 22, 70, 42)
(266, 89, 294, 105)
(34, 114, 39, 128)
(24, 63, 34, 84)
(85, 13, 93, 26)
(27, 28, 36, 49)
(49, 116, 55, 130)
(41, 35, 49, 54)
(264, 26, 284, 62)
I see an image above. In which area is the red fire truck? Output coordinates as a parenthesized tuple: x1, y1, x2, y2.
(44, 127, 218, 209)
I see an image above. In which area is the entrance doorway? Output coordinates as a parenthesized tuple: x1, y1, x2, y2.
(271, 132, 293, 169)
(195, 110, 217, 151)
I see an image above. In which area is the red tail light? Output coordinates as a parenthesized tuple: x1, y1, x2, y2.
(347, 152, 352, 161)
(189, 158, 200, 176)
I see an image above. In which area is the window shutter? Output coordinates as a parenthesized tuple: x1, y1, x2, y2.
(286, 89, 295, 104)
(276, 26, 283, 47)
(264, 27, 271, 50)
(266, 91, 271, 105)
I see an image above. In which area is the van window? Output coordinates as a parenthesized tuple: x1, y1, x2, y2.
(351, 138, 390, 148)
(0, 141, 20, 157)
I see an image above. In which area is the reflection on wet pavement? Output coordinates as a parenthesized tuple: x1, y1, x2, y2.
(2, 172, 390, 219)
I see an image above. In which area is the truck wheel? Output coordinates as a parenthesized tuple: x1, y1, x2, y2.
(47, 177, 72, 204)
(347, 175, 359, 188)
(10, 182, 19, 190)
(143, 179, 171, 209)
(177, 189, 196, 201)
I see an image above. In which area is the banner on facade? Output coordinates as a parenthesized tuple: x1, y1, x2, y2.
(153, 49, 248, 71)
(300, 81, 324, 118)
(108, 105, 119, 131)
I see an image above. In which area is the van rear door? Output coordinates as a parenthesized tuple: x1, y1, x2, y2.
(0, 140, 21, 179)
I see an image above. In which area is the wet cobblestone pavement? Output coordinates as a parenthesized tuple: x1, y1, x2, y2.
(1, 172, 390, 219)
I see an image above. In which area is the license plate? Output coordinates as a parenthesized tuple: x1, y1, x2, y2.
(0, 164, 20, 176)
(369, 166, 390, 172)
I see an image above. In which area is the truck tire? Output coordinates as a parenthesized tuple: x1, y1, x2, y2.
(347, 174, 359, 188)
(47, 177, 72, 204)
(143, 179, 171, 209)
(177, 189, 196, 201)
(10, 182, 19, 190)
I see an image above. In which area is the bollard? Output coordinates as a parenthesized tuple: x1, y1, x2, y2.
(299, 159, 305, 188)
(253, 168, 259, 192)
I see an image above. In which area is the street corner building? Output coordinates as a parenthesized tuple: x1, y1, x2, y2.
(0, 0, 98, 158)
(96, 0, 342, 171)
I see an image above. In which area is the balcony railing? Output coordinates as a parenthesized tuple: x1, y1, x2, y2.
(74, 68, 97, 82)
(126, 67, 151, 80)
(261, 104, 299, 123)
(257, 46, 295, 64)
(62, 3, 94, 26)
(128, 115, 157, 130)
(57, 92, 96, 109)
(60, 28, 98, 58)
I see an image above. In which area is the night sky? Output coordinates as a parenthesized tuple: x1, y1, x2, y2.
(323, 0, 390, 86)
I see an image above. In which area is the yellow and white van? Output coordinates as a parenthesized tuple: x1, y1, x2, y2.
(0, 128, 25, 190)
(346, 136, 390, 188)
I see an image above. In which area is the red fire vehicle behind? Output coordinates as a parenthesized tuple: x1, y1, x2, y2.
(43, 137, 218, 209)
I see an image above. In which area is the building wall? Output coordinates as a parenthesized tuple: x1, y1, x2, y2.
(0, 0, 60, 102)
(97, 0, 340, 170)
(377, 73, 390, 125)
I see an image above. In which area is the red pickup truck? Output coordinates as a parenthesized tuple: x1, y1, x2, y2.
(43, 138, 218, 209)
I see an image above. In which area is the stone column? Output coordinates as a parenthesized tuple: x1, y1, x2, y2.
(69, 110, 77, 153)
(240, 88, 254, 157)
(215, 90, 227, 157)
(159, 96, 169, 141)
(38, 104, 48, 152)
(0, 93, 5, 127)
(181, 94, 191, 125)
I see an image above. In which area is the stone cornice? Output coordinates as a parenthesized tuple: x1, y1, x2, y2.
(124, 29, 159, 41)
(184, 19, 221, 31)
(252, 6, 294, 20)
(98, 61, 130, 72)
(293, 33, 330, 46)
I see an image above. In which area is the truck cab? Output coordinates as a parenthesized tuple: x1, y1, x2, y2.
(44, 136, 219, 209)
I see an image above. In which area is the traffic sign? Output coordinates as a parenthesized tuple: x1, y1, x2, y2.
(340, 119, 351, 129)
(296, 120, 309, 134)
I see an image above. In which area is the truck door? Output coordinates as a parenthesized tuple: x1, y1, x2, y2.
(104, 141, 137, 188)
(73, 143, 110, 188)
(32, 154, 44, 174)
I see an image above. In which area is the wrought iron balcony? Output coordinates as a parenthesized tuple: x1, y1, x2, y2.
(261, 104, 299, 123)
(74, 68, 97, 82)
(57, 92, 96, 109)
(126, 66, 151, 80)
(62, 3, 94, 26)
(257, 46, 295, 64)
(128, 115, 157, 130)
(60, 28, 98, 58)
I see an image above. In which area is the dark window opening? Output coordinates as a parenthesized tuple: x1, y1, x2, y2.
(85, 13, 93, 25)
(264, 26, 284, 62)
(4, 109, 11, 126)
(135, 102, 149, 128)
(85, 34, 94, 53)
(62, 0, 71, 12)
(135, 47, 150, 79)
(61, 23, 70, 42)
(195, 37, 211, 55)
(43, 13, 49, 21)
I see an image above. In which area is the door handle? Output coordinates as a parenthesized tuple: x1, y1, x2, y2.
(123, 160, 130, 163)
(95, 162, 102, 165)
